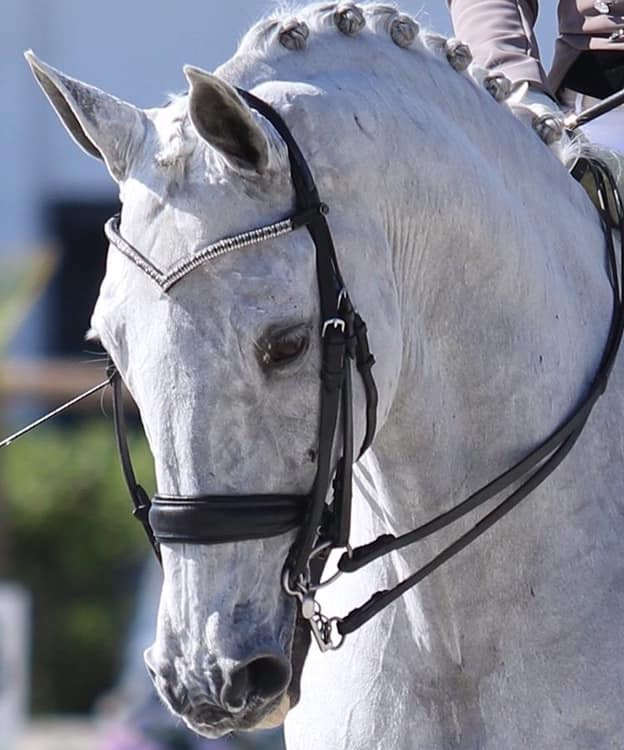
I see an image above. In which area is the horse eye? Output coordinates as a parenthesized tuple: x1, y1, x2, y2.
(260, 327, 310, 368)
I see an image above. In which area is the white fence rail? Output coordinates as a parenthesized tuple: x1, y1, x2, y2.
(0, 359, 109, 403)
(0, 584, 29, 750)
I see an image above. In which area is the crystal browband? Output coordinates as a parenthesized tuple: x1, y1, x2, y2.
(104, 213, 296, 292)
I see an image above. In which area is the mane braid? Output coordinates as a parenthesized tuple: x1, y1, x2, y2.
(237, 2, 433, 57)
(230, 2, 574, 168)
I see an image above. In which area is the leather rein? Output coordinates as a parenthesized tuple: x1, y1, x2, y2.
(2, 90, 623, 652)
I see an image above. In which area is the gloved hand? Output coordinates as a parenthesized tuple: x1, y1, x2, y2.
(507, 82, 571, 161)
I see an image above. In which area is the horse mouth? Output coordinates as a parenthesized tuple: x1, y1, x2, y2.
(177, 612, 311, 738)
(180, 694, 290, 738)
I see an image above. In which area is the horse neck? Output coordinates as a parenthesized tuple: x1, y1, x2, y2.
(372, 113, 608, 515)
(228, 39, 611, 619)
(359, 89, 616, 656)
(284, 50, 612, 632)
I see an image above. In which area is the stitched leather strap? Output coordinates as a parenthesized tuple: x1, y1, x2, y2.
(150, 495, 306, 544)
(109, 364, 161, 562)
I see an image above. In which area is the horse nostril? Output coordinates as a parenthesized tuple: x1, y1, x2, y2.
(247, 655, 291, 700)
(222, 655, 291, 712)
(222, 665, 249, 712)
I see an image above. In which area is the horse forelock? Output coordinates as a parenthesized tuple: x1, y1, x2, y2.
(153, 97, 194, 172)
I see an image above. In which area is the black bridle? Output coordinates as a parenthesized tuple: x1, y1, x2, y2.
(105, 88, 379, 650)
(2, 91, 623, 652)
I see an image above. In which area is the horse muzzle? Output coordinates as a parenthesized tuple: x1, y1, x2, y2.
(145, 645, 293, 737)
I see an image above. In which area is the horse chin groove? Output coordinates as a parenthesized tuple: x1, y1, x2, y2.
(285, 610, 313, 709)
(182, 693, 292, 738)
(252, 693, 292, 730)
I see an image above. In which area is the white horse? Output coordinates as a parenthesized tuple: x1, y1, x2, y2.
(26, 3, 624, 748)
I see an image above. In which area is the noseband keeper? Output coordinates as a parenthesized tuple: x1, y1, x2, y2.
(149, 494, 306, 544)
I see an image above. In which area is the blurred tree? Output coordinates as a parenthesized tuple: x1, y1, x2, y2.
(0, 250, 58, 575)
(2, 421, 154, 713)
(0, 251, 56, 353)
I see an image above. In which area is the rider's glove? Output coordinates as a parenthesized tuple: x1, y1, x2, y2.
(507, 82, 572, 163)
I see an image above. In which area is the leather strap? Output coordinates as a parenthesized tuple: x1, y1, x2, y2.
(237, 89, 364, 584)
(150, 495, 306, 544)
(109, 363, 161, 563)
(286, 323, 346, 583)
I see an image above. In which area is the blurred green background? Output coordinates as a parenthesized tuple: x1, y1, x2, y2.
(2, 422, 153, 713)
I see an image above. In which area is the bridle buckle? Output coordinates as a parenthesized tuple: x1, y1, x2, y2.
(322, 317, 346, 337)
(281, 568, 345, 652)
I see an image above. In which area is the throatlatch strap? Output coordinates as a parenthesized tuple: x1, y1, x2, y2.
(108, 362, 161, 563)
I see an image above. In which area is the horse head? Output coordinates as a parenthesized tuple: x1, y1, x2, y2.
(26, 3, 624, 747)
(25, 38, 400, 736)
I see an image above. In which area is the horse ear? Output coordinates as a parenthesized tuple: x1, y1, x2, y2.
(25, 50, 145, 182)
(184, 66, 270, 173)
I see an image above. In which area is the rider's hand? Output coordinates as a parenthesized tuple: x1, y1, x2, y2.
(507, 82, 571, 160)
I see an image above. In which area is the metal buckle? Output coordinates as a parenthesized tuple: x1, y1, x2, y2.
(281, 568, 345, 652)
(307, 610, 345, 653)
(322, 317, 346, 337)
(307, 541, 352, 592)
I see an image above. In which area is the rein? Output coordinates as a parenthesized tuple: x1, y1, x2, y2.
(2, 89, 623, 651)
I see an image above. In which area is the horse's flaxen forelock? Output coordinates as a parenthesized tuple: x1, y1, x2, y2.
(154, 96, 195, 174)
